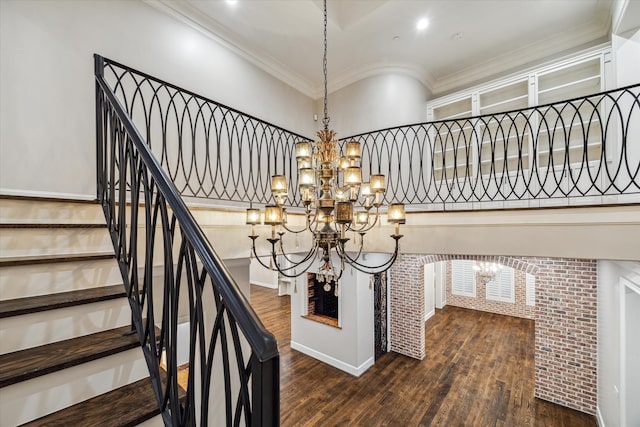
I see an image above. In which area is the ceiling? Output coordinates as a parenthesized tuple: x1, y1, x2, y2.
(146, 0, 614, 98)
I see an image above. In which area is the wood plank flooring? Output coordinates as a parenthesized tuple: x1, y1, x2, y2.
(250, 284, 597, 427)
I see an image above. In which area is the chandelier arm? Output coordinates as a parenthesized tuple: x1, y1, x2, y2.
(275, 237, 318, 267)
(281, 222, 310, 234)
(270, 243, 320, 279)
(338, 248, 399, 275)
(338, 250, 399, 275)
(250, 237, 317, 274)
(249, 243, 277, 271)
(339, 234, 365, 263)
(336, 237, 400, 273)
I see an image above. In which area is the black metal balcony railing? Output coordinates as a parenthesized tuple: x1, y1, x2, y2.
(347, 85, 640, 209)
(95, 55, 279, 426)
(100, 54, 639, 210)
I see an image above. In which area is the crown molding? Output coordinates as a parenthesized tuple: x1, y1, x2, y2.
(432, 18, 611, 96)
(143, 0, 435, 100)
(143, 0, 318, 98)
(314, 63, 434, 99)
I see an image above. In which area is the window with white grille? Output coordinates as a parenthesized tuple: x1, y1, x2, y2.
(526, 273, 535, 306)
(486, 267, 515, 303)
(451, 260, 476, 297)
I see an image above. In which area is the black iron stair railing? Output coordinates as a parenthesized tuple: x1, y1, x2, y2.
(95, 54, 279, 426)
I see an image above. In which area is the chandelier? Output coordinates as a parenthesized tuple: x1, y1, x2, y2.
(473, 262, 503, 284)
(246, 0, 405, 280)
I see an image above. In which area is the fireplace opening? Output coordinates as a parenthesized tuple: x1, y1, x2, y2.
(305, 272, 339, 327)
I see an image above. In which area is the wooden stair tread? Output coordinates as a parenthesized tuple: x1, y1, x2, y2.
(20, 376, 160, 427)
(0, 223, 106, 228)
(0, 284, 126, 318)
(0, 325, 139, 388)
(0, 252, 115, 267)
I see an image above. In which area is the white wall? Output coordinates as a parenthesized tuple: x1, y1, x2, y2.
(316, 73, 430, 138)
(434, 261, 446, 309)
(289, 253, 387, 376)
(424, 263, 435, 320)
(597, 260, 640, 427)
(623, 284, 640, 426)
(249, 257, 278, 289)
(0, 0, 315, 199)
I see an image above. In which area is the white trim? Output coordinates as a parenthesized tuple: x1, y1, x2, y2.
(290, 341, 374, 377)
(526, 273, 536, 306)
(0, 188, 96, 201)
(424, 309, 435, 322)
(620, 277, 626, 427)
(249, 280, 278, 290)
(596, 406, 606, 427)
(429, 43, 610, 103)
(432, 29, 610, 95)
(619, 276, 640, 426)
(324, 63, 434, 99)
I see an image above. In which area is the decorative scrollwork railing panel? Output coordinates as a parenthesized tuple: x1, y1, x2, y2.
(102, 57, 308, 207)
(346, 84, 640, 210)
(95, 54, 279, 426)
(100, 54, 639, 211)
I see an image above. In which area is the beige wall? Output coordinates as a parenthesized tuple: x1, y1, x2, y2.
(182, 204, 640, 262)
(0, 0, 315, 199)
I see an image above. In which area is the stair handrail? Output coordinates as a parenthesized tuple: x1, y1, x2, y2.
(95, 54, 279, 426)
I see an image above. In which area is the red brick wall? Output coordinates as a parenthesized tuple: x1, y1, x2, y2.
(445, 261, 534, 319)
(534, 257, 597, 415)
(387, 254, 597, 415)
(389, 254, 426, 360)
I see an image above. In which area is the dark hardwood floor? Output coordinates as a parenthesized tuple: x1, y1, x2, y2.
(250, 284, 597, 427)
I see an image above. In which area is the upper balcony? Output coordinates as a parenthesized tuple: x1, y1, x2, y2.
(100, 56, 640, 261)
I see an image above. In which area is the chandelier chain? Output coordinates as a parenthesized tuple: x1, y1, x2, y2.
(322, 0, 329, 131)
(246, 0, 405, 279)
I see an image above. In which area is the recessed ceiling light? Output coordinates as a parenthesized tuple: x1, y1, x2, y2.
(226, 0, 238, 5)
(416, 18, 429, 31)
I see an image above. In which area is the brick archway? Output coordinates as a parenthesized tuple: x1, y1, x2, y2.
(388, 254, 597, 415)
(416, 254, 539, 275)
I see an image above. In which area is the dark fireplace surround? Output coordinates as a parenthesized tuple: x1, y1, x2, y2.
(305, 272, 339, 327)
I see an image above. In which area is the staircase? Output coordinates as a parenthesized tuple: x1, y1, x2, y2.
(0, 195, 163, 426)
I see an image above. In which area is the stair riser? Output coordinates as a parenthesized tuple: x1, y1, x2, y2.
(0, 298, 132, 354)
(0, 199, 105, 224)
(135, 415, 166, 427)
(0, 258, 123, 300)
(0, 228, 114, 258)
(0, 348, 149, 427)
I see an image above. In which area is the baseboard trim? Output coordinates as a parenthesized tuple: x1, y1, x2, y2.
(0, 188, 96, 202)
(250, 281, 278, 289)
(424, 309, 435, 322)
(290, 340, 374, 377)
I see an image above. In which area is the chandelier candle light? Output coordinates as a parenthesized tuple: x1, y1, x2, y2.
(474, 262, 503, 284)
(246, 0, 405, 280)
